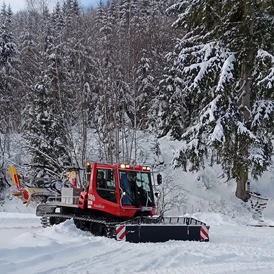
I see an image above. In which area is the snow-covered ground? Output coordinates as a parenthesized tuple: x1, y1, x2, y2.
(1, 212, 274, 274)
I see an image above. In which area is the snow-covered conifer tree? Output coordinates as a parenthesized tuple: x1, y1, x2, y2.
(0, 3, 21, 165)
(23, 12, 72, 179)
(135, 49, 155, 129)
(162, 0, 274, 201)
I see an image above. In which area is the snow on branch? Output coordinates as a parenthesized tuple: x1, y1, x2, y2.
(198, 95, 227, 145)
(178, 41, 204, 55)
(180, 123, 201, 149)
(248, 146, 266, 168)
(167, 1, 195, 27)
(256, 49, 274, 87)
(200, 95, 222, 123)
(216, 53, 236, 92)
(166, 0, 190, 12)
(210, 119, 225, 144)
(237, 121, 257, 140)
(257, 49, 274, 62)
(180, 42, 234, 91)
(183, 56, 218, 89)
(252, 100, 274, 128)
(257, 68, 274, 87)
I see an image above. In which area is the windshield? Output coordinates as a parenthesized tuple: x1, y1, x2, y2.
(119, 170, 155, 207)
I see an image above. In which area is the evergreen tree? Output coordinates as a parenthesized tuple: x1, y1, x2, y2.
(135, 49, 155, 129)
(0, 3, 21, 134)
(162, 0, 274, 201)
(23, 11, 72, 178)
(23, 75, 71, 178)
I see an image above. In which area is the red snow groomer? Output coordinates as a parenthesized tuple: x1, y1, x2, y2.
(36, 162, 210, 243)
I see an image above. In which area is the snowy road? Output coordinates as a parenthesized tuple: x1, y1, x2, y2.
(0, 212, 274, 274)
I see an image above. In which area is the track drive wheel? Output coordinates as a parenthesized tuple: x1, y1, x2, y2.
(90, 222, 106, 236)
(49, 216, 56, 225)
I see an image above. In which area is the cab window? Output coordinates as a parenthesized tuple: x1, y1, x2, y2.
(96, 169, 117, 203)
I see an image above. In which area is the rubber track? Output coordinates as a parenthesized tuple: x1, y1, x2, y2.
(41, 213, 121, 237)
(40, 213, 162, 238)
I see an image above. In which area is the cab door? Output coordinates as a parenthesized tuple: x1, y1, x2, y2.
(95, 168, 117, 203)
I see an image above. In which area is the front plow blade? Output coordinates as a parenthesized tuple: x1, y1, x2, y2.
(115, 224, 210, 243)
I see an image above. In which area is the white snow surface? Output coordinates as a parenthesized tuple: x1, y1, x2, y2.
(1, 212, 274, 274)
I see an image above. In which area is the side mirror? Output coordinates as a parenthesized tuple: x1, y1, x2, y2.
(157, 173, 162, 185)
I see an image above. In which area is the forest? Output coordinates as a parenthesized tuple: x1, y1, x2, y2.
(0, 0, 274, 201)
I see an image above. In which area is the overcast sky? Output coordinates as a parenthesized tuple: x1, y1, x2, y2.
(0, 0, 102, 13)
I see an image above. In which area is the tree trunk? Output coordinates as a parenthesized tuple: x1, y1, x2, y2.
(235, 65, 252, 202)
(235, 164, 250, 202)
(81, 106, 87, 185)
(235, 0, 255, 202)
